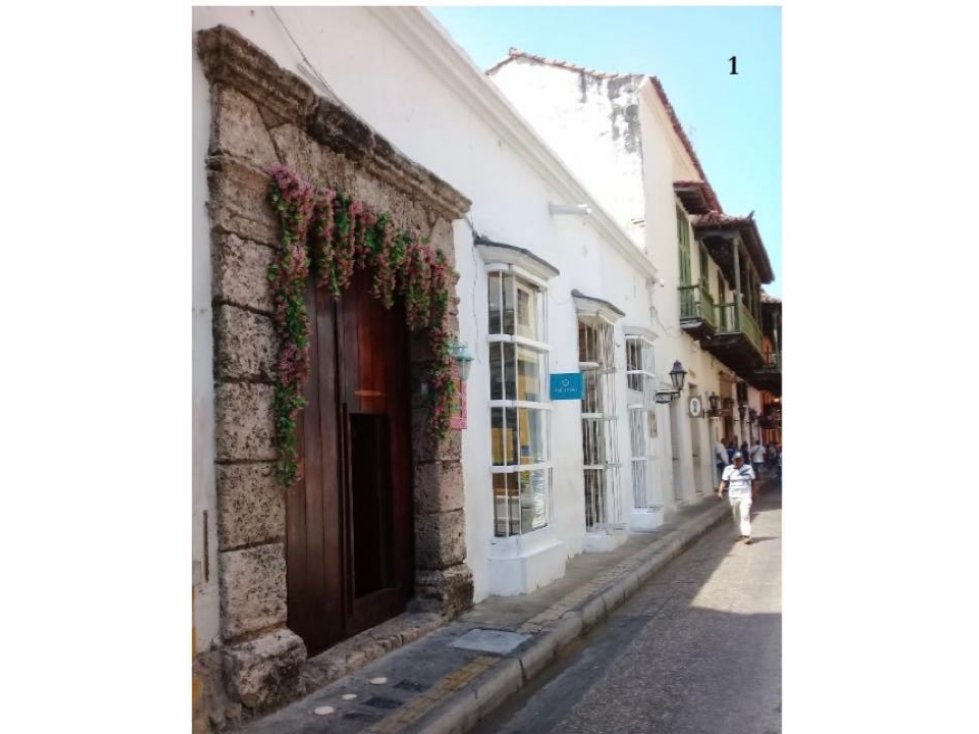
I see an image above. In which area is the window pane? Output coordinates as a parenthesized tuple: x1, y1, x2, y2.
(584, 467, 606, 528)
(515, 282, 539, 340)
(582, 417, 607, 465)
(491, 407, 517, 466)
(488, 272, 502, 334)
(502, 272, 515, 334)
(516, 408, 547, 464)
(490, 341, 506, 400)
(626, 340, 641, 392)
(582, 369, 602, 414)
(516, 346, 543, 401)
(492, 473, 518, 537)
(518, 469, 548, 531)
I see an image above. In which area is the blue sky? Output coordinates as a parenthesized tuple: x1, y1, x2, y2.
(429, 5, 782, 296)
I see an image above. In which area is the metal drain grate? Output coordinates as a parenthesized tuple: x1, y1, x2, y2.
(394, 680, 429, 693)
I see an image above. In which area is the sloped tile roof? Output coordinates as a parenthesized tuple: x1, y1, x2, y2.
(692, 212, 774, 283)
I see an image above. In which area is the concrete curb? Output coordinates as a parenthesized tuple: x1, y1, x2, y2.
(416, 499, 730, 733)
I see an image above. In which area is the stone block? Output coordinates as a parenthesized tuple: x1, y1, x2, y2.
(216, 463, 285, 550)
(412, 408, 461, 462)
(411, 564, 474, 618)
(197, 25, 317, 130)
(307, 96, 374, 163)
(207, 156, 279, 247)
(211, 233, 276, 314)
(349, 169, 401, 218)
(410, 334, 436, 363)
(581, 596, 607, 629)
(214, 383, 276, 462)
(414, 461, 464, 514)
(474, 658, 523, 716)
(214, 305, 277, 382)
(210, 85, 281, 168)
(222, 628, 306, 711)
(219, 543, 287, 639)
(429, 217, 456, 267)
(269, 123, 356, 193)
(415, 509, 466, 570)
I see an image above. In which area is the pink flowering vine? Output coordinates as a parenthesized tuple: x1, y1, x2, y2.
(267, 166, 459, 486)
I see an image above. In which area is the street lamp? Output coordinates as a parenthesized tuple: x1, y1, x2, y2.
(707, 392, 720, 416)
(655, 360, 687, 404)
(451, 341, 474, 381)
(669, 360, 687, 392)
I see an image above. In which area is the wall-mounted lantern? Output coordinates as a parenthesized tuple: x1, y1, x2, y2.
(655, 361, 687, 404)
(451, 341, 474, 382)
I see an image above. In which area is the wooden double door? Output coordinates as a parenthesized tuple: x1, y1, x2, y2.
(286, 271, 414, 656)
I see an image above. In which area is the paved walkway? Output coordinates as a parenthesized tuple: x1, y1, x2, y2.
(238, 481, 778, 734)
(475, 483, 782, 733)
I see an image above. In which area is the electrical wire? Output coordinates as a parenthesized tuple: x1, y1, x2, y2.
(270, 7, 338, 100)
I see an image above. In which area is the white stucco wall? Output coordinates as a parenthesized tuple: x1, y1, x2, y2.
(489, 62, 646, 246)
(485, 54, 747, 516)
(191, 34, 220, 653)
(192, 6, 665, 603)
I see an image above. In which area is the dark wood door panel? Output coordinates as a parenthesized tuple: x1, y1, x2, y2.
(286, 270, 415, 654)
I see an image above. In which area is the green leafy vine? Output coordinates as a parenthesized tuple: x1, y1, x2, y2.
(267, 165, 457, 486)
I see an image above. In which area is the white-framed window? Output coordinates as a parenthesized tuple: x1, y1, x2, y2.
(625, 334, 656, 509)
(488, 269, 551, 537)
(578, 316, 622, 530)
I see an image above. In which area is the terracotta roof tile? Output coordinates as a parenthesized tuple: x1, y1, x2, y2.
(692, 212, 774, 283)
(486, 47, 630, 79)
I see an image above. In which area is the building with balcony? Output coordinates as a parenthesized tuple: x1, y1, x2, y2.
(488, 49, 780, 498)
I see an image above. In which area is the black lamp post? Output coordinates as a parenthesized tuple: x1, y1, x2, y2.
(669, 361, 687, 392)
(708, 392, 720, 415)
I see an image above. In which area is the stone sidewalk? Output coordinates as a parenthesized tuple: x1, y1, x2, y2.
(237, 488, 754, 734)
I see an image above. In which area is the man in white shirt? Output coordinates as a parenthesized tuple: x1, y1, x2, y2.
(717, 451, 757, 544)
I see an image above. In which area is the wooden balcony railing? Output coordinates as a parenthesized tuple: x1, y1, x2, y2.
(762, 350, 781, 371)
(715, 300, 763, 354)
(678, 284, 717, 328)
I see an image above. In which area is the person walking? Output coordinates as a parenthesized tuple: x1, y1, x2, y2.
(713, 436, 728, 485)
(750, 439, 766, 501)
(717, 451, 757, 544)
(751, 439, 766, 476)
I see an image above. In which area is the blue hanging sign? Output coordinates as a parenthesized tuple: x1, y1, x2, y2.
(550, 372, 583, 400)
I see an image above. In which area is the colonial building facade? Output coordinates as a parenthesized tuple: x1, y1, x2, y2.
(488, 49, 781, 495)
(192, 9, 779, 731)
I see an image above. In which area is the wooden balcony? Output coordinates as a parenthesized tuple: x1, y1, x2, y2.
(748, 350, 782, 396)
(678, 284, 717, 340)
(701, 300, 765, 373)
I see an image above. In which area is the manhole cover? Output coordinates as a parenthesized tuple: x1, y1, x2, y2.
(450, 628, 530, 655)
